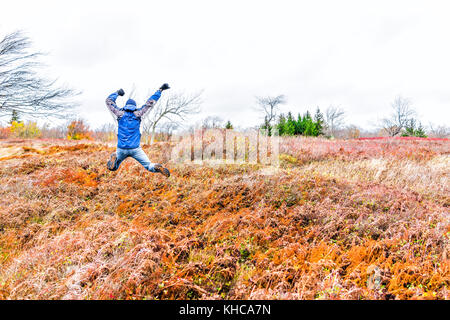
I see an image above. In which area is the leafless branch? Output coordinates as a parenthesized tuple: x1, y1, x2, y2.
(325, 105, 346, 137)
(255, 95, 286, 125)
(428, 122, 450, 138)
(380, 96, 416, 137)
(201, 115, 224, 129)
(0, 30, 79, 120)
(141, 91, 202, 143)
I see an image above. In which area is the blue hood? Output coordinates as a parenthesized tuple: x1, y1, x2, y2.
(123, 99, 137, 111)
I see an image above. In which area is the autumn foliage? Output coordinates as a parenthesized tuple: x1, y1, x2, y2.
(0, 137, 448, 300)
(67, 120, 92, 141)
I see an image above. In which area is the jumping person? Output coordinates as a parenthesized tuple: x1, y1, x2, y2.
(105, 83, 171, 177)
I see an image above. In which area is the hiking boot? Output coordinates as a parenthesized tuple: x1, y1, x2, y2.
(154, 164, 170, 177)
(107, 152, 117, 171)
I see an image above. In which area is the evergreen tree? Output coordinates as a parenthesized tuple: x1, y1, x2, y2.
(304, 119, 315, 136)
(273, 108, 330, 137)
(303, 111, 315, 136)
(261, 115, 272, 136)
(294, 113, 302, 135)
(401, 119, 416, 137)
(297, 113, 306, 135)
(304, 111, 312, 122)
(285, 112, 296, 136)
(415, 122, 427, 138)
(401, 119, 427, 138)
(314, 107, 325, 136)
(276, 113, 286, 136)
(225, 120, 233, 129)
(9, 110, 21, 124)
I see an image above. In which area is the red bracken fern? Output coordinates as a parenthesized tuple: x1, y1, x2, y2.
(0, 137, 448, 300)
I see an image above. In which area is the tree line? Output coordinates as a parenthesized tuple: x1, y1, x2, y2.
(0, 30, 448, 140)
(255, 94, 448, 138)
(271, 109, 324, 137)
(256, 95, 341, 137)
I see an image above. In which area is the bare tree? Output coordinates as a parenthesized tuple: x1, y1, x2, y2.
(141, 121, 179, 144)
(92, 122, 116, 142)
(201, 115, 224, 129)
(342, 124, 361, 139)
(0, 30, 79, 120)
(158, 121, 179, 135)
(325, 106, 346, 137)
(428, 122, 450, 138)
(381, 96, 416, 137)
(141, 91, 202, 144)
(255, 95, 286, 127)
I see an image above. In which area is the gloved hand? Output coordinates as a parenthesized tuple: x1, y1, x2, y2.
(159, 83, 170, 91)
(117, 88, 125, 96)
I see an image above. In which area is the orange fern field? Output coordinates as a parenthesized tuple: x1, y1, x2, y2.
(0, 137, 449, 300)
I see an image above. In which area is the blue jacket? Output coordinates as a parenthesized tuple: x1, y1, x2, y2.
(106, 90, 161, 149)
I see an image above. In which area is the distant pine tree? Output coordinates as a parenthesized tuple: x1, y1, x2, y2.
(225, 120, 233, 130)
(297, 113, 306, 135)
(9, 110, 21, 124)
(261, 115, 272, 136)
(284, 112, 296, 136)
(314, 107, 325, 136)
(304, 120, 315, 136)
(305, 110, 312, 121)
(276, 114, 286, 136)
(294, 113, 302, 135)
(414, 122, 427, 138)
(401, 119, 427, 138)
(303, 111, 315, 136)
(273, 108, 328, 137)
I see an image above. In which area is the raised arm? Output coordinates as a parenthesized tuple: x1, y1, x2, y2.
(106, 89, 125, 118)
(134, 83, 170, 118)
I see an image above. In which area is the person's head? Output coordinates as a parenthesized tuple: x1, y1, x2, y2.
(124, 98, 137, 111)
(126, 98, 136, 106)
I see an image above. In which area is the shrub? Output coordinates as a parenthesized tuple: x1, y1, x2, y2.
(10, 121, 41, 138)
(0, 126, 11, 139)
(67, 119, 92, 140)
(401, 119, 427, 138)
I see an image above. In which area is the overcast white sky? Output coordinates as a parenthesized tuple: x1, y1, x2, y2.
(2, 0, 450, 130)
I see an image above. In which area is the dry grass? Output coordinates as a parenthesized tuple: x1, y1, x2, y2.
(0, 137, 448, 300)
(298, 156, 449, 202)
